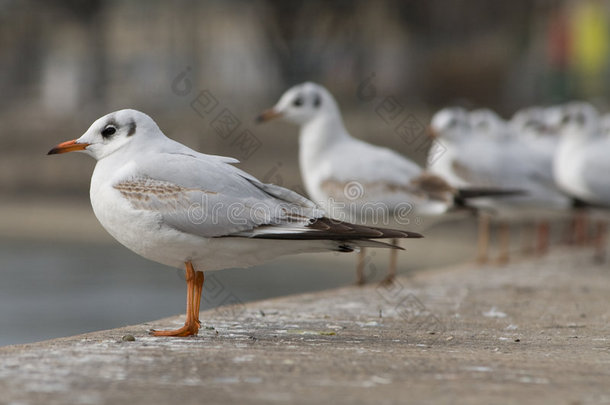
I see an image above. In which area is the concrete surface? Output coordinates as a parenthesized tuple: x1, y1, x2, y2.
(1, 249, 609, 405)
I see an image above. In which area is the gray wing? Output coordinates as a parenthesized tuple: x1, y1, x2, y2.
(323, 139, 422, 185)
(114, 151, 325, 238)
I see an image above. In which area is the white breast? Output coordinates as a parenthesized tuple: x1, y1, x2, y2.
(89, 159, 211, 269)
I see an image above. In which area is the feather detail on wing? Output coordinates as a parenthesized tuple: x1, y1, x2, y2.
(113, 175, 321, 238)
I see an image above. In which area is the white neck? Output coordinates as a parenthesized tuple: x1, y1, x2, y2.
(300, 111, 349, 146)
(297, 112, 350, 200)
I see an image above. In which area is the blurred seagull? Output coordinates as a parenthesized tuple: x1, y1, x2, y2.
(258, 82, 516, 284)
(429, 106, 569, 263)
(554, 102, 608, 260)
(428, 108, 501, 262)
(508, 105, 573, 253)
(47, 109, 422, 337)
(470, 108, 507, 138)
(426, 107, 476, 187)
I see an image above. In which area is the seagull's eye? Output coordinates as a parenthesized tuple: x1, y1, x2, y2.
(293, 97, 303, 107)
(313, 94, 322, 108)
(101, 125, 117, 138)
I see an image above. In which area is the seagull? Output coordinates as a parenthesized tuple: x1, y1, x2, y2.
(508, 105, 573, 253)
(470, 108, 507, 138)
(429, 106, 570, 263)
(428, 107, 502, 262)
(553, 102, 608, 260)
(257, 82, 516, 284)
(47, 109, 422, 337)
(426, 107, 507, 189)
(555, 102, 603, 204)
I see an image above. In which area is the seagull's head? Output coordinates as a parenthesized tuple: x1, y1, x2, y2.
(429, 107, 471, 143)
(510, 107, 548, 136)
(469, 109, 505, 137)
(557, 102, 599, 139)
(257, 82, 340, 126)
(47, 109, 162, 160)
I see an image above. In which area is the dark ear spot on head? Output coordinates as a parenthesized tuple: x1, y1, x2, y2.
(313, 93, 322, 108)
(127, 120, 136, 136)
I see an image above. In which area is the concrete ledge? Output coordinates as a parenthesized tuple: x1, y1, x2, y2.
(1, 250, 609, 404)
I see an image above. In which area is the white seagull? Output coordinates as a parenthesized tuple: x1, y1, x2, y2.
(429, 106, 570, 263)
(553, 102, 609, 260)
(257, 82, 514, 283)
(508, 105, 573, 252)
(554, 102, 605, 204)
(47, 109, 422, 337)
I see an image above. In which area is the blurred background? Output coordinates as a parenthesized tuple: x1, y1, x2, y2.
(1, 0, 609, 346)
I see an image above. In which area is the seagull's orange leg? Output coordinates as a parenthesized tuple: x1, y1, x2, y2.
(380, 239, 399, 285)
(151, 261, 201, 337)
(356, 248, 366, 285)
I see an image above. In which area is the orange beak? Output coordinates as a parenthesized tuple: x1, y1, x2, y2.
(426, 125, 438, 139)
(47, 139, 89, 155)
(256, 108, 282, 123)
